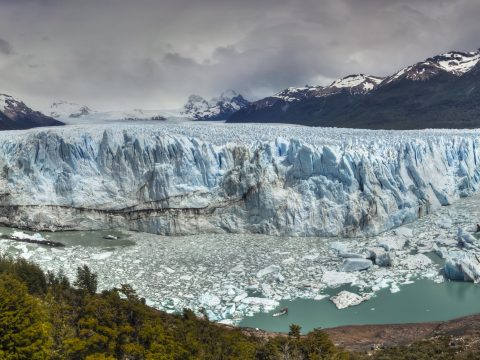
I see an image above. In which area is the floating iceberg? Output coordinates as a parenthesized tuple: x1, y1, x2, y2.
(330, 291, 370, 309)
(340, 258, 372, 272)
(256, 265, 281, 278)
(10, 231, 45, 242)
(444, 252, 480, 282)
(457, 228, 478, 249)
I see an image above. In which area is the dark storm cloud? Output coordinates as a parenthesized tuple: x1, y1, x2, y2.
(0, 0, 479, 110)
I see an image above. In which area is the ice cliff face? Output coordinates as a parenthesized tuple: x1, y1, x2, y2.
(0, 124, 479, 237)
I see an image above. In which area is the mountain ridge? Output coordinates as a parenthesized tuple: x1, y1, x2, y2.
(0, 94, 63, 130)
(182, 90, 250, 120)
(228, 49, 480, 129)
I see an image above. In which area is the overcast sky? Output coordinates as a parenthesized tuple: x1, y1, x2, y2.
(0, 0, 479, 111)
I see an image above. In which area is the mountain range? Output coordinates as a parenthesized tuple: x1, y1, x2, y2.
(228, 50, 480, 129)
(181, 90, 250, 120)
(2, 48, 480, 130)
(45, 101, 170, 122)
(42, 90, 250, 123)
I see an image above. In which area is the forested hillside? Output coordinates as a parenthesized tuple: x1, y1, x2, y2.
(0, 255, 479, 360)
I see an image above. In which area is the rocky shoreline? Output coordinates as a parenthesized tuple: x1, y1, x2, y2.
(324, 312, 480, 352)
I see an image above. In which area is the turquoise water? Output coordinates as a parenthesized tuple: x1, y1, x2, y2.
(239, 280, 480, 333)
(0, 227, 135, 248)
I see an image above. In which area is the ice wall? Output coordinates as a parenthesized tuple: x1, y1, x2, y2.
(0, 124, 479, 236)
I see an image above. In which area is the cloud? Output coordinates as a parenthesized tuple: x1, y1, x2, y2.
(0, 38, 11, 55)
(0, 0, 479, 110)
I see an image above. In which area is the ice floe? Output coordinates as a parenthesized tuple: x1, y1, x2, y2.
(330, 291, 370, 309)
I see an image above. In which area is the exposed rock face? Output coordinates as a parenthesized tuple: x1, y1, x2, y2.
(0, 125, 479, 236)
(0, 94, 63, 130)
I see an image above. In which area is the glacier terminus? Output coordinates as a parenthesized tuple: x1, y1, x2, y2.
(0, 122, 478, 237)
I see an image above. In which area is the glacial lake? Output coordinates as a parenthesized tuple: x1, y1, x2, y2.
(0, 226, 135, 248)
(240, 279, 480, 333)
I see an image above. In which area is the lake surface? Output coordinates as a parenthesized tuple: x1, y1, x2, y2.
(0, 226, 135, 248)
(240, 279, 480, 333)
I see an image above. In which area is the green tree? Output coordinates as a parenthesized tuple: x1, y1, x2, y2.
(299, 328, 349, 359)
(289, 324, 302, 339)
(0, 274, 52, 359)
(74, 265, 98, 295)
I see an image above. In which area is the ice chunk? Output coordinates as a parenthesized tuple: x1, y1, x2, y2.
(393, 227, 413, 238)
(91, 252, 113, 260)
(379, 237, 407, 251)
(339, 252, 366, 259)
(444, 252, 480, 282)
(368, 247, 392, 267)
(282, 257, 295, 265)
(340, 258, 372, 272)
(435, 235, 458, 248)
(10, 231, 45, 242)
(256, 265, 281, 278)
(322, 271, 357, 287)
(457, 228, 477, 248)
(390, 283, 400, 293)
(400, 254, 432, 270)
(199, 293, 221, 307)
(330, 290, 370, 309)
(302, 253, 319, 261)
(435, 217, 453, 229)
(233, 293, 248, 303)
(330, 242, 349, 254)
(240, 297, 279, 308)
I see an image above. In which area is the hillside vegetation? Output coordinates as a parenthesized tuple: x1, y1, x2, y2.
(1, 255, 479, 359)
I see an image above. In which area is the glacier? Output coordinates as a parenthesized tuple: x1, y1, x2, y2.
(0, 123, 479, 236)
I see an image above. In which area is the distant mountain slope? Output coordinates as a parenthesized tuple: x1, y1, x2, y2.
(182, 90, 250, 120)
(228, 50, 480, 129)
(0, 94, 63, 130)
(45, 100, 183, 122)
(46, 100, 94, 119)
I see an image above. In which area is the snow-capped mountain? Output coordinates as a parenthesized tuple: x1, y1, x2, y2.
(384, 50, 480, 84)
(45, 100, 186, 123)
(229, 48, 480, 129)
(47, 100, 94, 119)
(266, 74, 383, 105)
(328, 74, 384, 94)
(182, 90, 250, 120)
(0, 94, 63, 130)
